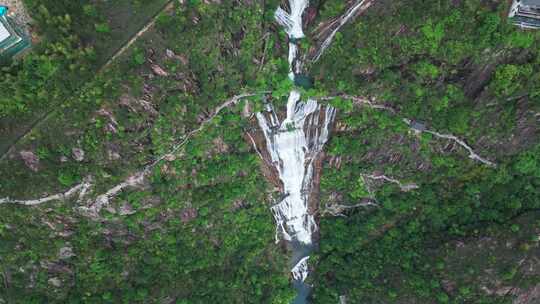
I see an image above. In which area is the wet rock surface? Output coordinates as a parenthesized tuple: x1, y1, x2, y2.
(180, 207, 198, 224)
(71, 148, 85, 162)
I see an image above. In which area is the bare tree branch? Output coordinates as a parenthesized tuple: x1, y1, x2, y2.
(402, 119, 497, 167)
(245, 131, 267, 164)
(321, 200, 379, 217)
(361, 173, 419, 192)
(321, 173, 417, 217)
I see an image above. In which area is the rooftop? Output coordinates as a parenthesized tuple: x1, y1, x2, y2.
(0, 21, 9, 42)
(520, 0, 540, 7)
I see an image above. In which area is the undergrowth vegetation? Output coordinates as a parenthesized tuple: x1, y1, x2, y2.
(311, 0, 540, 303)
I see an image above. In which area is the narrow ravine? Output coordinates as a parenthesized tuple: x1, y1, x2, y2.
(255, 1, 336, 302)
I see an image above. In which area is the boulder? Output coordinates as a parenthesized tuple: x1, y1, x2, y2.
(71, 148, 84, 162)
(19, 150, 39, 172)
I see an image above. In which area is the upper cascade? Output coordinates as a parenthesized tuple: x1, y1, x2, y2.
(274, 0, 309, 39)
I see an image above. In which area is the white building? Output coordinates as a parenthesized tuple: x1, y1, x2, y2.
(509, 0, 540, 29)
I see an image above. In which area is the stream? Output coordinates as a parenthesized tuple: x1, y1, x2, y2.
(255, 1, 336, 302)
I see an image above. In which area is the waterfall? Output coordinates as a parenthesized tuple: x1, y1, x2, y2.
(255, 1, 336, 302)
(257, 89, 335, 304)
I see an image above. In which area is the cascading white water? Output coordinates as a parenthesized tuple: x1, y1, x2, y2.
(275, 0, 308, 79)
(255, 1, 336, 302)
(257, 92, 335, 245)
(274, 0, 308, 39)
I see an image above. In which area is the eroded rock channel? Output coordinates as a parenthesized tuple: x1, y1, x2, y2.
(252, 1, 336, 302)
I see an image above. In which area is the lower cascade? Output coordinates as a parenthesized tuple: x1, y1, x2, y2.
(257, 90, 335, 303)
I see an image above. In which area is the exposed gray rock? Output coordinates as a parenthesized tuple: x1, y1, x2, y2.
(212, 137, 229, 154)
(107, 149, 121, 161)
(242, 100, 251, 118)
(118, 202, 136, 216)
(163, 153, 176, 161)
(105, 206, 117, 214)
(151, 64, 169, 77)
(71, 148, 85, 162)
(165, 49, 189, 65)
(48, 277, 61, 287)
(19, 150, 39, 172)
(180, 207, 198, 224)
(514, 284, 540, 304)
(232, 199, 246, 210)
(57, 230, 74, 238)
(58, 246, 74, 259)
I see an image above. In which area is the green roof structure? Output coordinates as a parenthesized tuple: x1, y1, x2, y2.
(0, 6, 31, 61)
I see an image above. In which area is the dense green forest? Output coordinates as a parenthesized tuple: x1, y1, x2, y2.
(311, 1, 540, 303)
(0, 0, 539, 303)
(1, 1, 294, 303)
